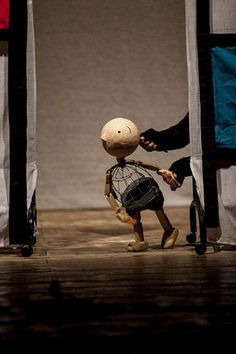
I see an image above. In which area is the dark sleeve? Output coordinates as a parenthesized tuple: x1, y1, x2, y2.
(169, 156, 192, 185)
(140, 113, 189, 152)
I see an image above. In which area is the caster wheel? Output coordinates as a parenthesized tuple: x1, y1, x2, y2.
(195, 243, 206, 255)
(21, 245, 33, 257)
(186, 233, 196, 243)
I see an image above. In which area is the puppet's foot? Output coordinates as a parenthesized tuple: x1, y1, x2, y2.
(161, 228, 179, 249)
(127, 241, 149, 252)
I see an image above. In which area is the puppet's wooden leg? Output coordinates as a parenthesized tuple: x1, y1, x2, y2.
(127, 211, 149, 252)
(155, 209, 179, 249)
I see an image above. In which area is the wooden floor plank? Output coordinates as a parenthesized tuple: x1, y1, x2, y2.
(0, 207, 236, 353)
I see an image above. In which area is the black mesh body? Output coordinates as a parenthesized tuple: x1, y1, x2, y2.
(121, 176, 164, 213)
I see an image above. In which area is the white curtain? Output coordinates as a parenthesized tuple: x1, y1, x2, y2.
(185, 0, 236, 244)
(0, 0, 37, 246)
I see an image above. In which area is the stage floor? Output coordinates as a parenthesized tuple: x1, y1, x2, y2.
(0, 207, 236, 352)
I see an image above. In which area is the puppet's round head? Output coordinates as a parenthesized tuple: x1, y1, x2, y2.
(100, 117, 139, 158)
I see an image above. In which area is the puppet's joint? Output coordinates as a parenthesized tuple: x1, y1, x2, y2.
(161, 227, 179, 249)
(115, 207, 137, 225)
(127, 240, 149, 252)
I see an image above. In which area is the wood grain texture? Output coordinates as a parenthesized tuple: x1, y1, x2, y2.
(0, 207, 236, 353)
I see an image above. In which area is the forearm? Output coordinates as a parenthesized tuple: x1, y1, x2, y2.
(155, 113, 189, 151)
(140, 113, 189, 152)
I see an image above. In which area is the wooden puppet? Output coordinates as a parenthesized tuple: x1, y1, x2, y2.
(100, 117, 179, 252)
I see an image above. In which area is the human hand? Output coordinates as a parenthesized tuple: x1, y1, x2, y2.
(139, 128, 159, 151)
(157, 169, 181, 191)
(139, 136, 157, 151)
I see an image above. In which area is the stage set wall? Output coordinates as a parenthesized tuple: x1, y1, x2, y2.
(33, 0, 191, 210)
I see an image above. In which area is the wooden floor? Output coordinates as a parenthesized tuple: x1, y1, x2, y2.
(0, 207, 236, 353)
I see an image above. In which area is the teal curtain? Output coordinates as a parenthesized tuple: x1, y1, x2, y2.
(212, 47, 236, 149)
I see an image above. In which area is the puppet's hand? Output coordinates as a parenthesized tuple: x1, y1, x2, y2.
(115, 207, 137, 225)
(158, 169, 181, 191)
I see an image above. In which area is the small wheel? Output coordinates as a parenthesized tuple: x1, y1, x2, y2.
(186, 233, 196, 243)
(195, 243, 206, 255)
(21, 245, 33, 257)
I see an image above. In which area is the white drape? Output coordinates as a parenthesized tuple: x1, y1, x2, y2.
(0, 0, 37, 246)
(185, 0, 236, 244)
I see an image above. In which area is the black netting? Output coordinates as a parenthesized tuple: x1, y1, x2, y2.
(109, 162, 164, 212)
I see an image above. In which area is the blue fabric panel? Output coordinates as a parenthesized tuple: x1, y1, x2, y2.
(211, 47, 236, 149)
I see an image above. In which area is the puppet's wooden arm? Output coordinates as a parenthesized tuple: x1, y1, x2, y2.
(135, 160, 181, 191)
(135, 160, 162, 172)
(104, 172, 137, 225)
